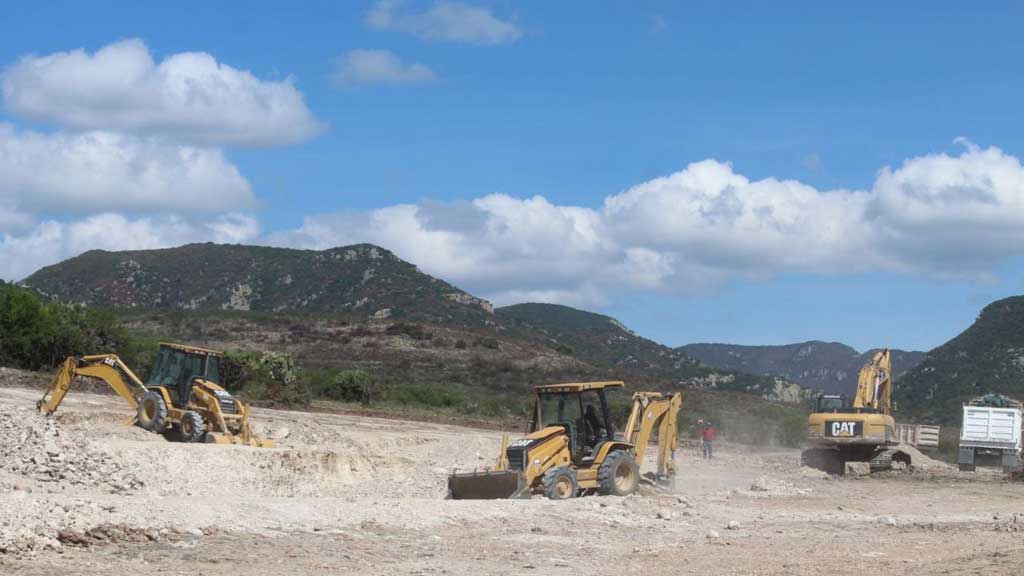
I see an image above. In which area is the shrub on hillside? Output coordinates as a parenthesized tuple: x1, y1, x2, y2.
(0, 282, 141, 370)
(222, 349, 309, 406)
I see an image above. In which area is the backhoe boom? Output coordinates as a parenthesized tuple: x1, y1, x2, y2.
(37, 355, 147, 416)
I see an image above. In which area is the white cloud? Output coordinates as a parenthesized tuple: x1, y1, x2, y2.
(367, 1, 523, 44)
(268, 142, 1024, 306)
(8, 138, 1024, 307)
(0, 213, 259, 280)
(0, 124, 252, 214)
(2, 39, 323, 146)
(330, 49, 437, 89)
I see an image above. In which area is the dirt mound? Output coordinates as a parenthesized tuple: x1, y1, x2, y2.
(0, 367, 48, 390)
(900, 444, 954, 472)
(0, 406, 144, 493)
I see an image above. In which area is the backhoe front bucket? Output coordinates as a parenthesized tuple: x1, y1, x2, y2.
(447, 470, 527, 499)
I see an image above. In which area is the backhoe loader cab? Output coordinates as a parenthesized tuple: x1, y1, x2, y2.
(529, 382, 620, 463)
(146, 343, 223, 407)
(448, 381, 681, 500)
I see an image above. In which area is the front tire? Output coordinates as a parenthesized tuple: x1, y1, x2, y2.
(598, 451, 639, 496)
(136, 391, 168, 432)
(541, 466, 578, 500)
(179, 411, 207, 443)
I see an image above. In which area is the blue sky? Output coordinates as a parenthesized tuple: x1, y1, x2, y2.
(3, 1, 1024, 352)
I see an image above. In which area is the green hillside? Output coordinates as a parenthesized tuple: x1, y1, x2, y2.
(23, 243, 493, 325)
(895, 296, 1024, 425)
(681, 341, 925, 395)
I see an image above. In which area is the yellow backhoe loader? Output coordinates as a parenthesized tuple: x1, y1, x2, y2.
(448, 381, 681, 499)
(802, 349, 908, 475)
(37, 343, 273, 447)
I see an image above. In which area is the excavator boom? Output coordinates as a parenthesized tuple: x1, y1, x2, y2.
(852, 349, 892, 414)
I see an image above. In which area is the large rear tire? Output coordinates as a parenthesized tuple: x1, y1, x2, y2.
(136, 391, 168, 432)
(598, 451, 639, 496)
(541, 467, 578, 500)
(179, 411, 207, 443)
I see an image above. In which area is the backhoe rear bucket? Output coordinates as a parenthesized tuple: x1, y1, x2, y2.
(447, 470, 527, 499)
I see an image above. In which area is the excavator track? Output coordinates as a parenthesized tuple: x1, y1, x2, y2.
(870, 449, 911, 473)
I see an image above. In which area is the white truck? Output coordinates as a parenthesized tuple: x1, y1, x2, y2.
(958, 394, 1023, 472)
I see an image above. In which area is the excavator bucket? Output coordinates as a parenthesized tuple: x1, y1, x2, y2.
(447, 470, 527, 500)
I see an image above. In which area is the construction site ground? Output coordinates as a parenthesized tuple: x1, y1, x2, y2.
(2, 377, 1023, 575)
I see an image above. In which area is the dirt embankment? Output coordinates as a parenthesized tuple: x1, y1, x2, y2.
(1, 378, 1023, 575)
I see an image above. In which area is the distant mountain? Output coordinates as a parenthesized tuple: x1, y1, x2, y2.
(896, 296, 1024, 426)
(498, 303, 811, 403)
(680, 341, 925, 396)
(23, 243, 493, 325)
(21, 243, 812, 406)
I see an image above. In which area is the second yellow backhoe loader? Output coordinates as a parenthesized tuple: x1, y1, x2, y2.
(448, 381, 681, 499)
(802, 349, 908, 475)
(37, 343, 273, 447)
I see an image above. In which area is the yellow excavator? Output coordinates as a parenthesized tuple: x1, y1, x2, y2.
(448, 381, 681, 499)
(802, 349, 909, 475)
(37, 343, 273, 447)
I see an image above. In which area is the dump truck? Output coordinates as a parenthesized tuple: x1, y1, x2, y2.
(37, 343, 273, 447)
(958, 394, 1023, 472)
(448, 381, 681, 499)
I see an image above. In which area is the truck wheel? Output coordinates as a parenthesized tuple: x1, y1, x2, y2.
(179, 411, 207, 443)
(136, 391, 168, 432)
(598, 451, 639, 496)
(541, 467, 578, 500)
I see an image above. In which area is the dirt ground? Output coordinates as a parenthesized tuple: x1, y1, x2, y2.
(2, 380, 1023, 575)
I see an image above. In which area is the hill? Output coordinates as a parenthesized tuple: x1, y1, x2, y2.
(681, 341, 925, 395)
(895, 296, 1024, 426)
(23, 243, 493, 325)
(497, 303, 810, 403)
(13, 242, 813, 445)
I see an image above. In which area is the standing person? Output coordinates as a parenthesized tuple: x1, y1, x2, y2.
(701, 421, 716, 459)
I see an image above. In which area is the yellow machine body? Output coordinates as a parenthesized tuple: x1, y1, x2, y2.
(448, 381, 681, 499)
(802, 349, 908, 474)
(37, 343, 273, 448)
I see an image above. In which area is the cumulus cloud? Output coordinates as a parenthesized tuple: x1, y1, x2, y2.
(0, 123, 252, 214)
(2, 38, 323, 146)
(330, 49, 437, 89)
(268, 142, 1024, 306)
(0, 213, 259, 280)
(367, 1, 523, 44)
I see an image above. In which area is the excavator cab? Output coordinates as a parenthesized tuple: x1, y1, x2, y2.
(813, 393, 851, 412)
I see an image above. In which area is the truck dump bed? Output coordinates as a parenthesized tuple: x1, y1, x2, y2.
(960, 404, 1022, 451)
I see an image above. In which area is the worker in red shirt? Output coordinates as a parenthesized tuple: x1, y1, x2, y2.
(701, 421, 716, 459)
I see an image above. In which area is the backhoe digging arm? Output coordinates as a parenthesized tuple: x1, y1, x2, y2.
(37, 355, 148, 416)
(622, 391, 682, 479)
